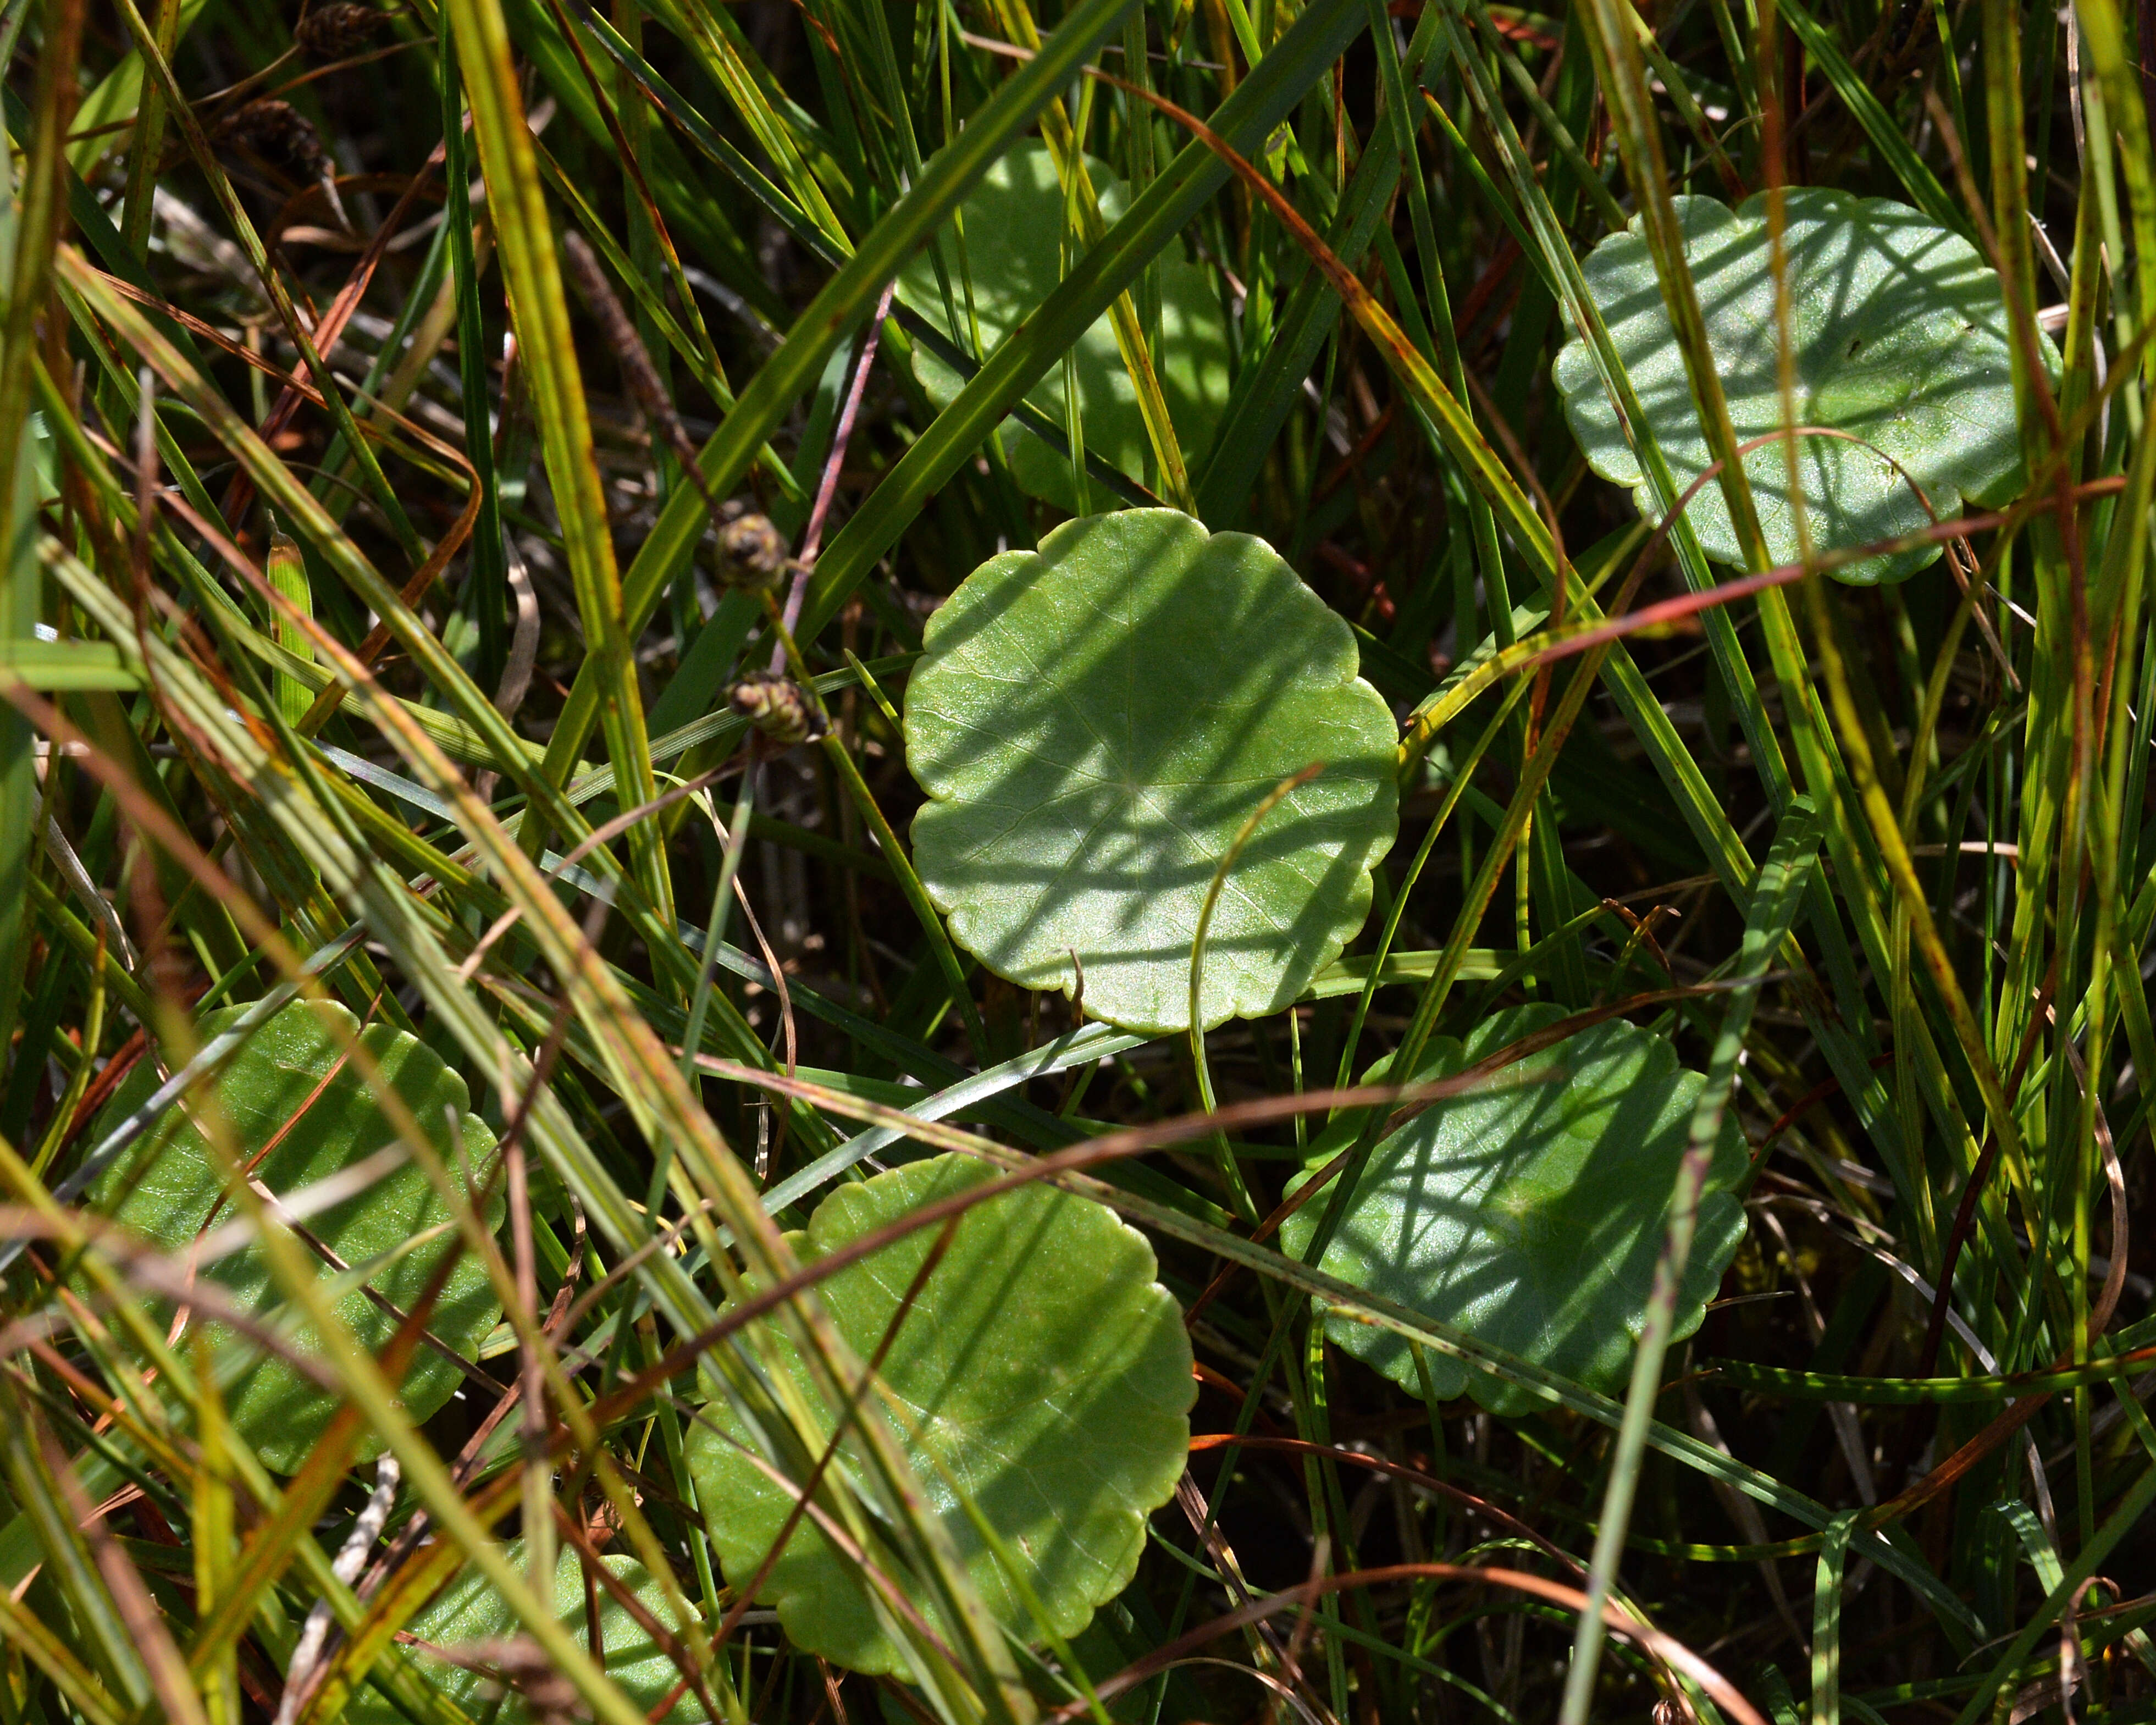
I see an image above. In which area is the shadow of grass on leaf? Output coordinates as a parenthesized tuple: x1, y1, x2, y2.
(905, 511, 1398, 1031)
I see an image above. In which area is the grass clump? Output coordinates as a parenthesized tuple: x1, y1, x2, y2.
(2, 0, 2153, 1716)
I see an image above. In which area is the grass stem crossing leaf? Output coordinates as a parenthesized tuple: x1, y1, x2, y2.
(688, 1153, 1193, 1675)
(346, 1543, 706, 1725)
(1282, 1007, 1749, 1414)
(84, 1002, 504, 1473)
(896, 143, 1231, 511)
(1554, 191, 2058, 584)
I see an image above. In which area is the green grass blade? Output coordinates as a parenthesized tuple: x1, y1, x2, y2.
(542, 0, 1135, 781)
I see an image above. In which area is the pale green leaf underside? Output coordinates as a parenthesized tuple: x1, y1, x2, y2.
(1281, 1007, 1748, 1416)
(86, 1001, 503, 1474)
(895, 142, 1231, 510)
(1553, 190, 2056, 585)
(903, 508, 1400, 1033)
(347, 1544, 704, 1725)
(688, 1153, 1193, 1676)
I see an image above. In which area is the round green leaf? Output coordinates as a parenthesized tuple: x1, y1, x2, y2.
(347, 1543, 704, 1725)
(895, 141, 1231, 510)
(1280, 1006, 1748, 1416)
(1552, 190, 2058, 585)
(687, 1152, 1193, 1676)
(903, 508, 1400, 1033)
(84, 1001, 504, 1473)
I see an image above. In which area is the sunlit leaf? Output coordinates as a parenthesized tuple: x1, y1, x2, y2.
(85, 1002, 504, 1473)
(1280, 1005, 1748, 1414)
(1553, 191, 2056, 584)
(897, 142, 1232, 510)
(688, 1152, 1193, 1676)
(902, 508, 1400, 1033)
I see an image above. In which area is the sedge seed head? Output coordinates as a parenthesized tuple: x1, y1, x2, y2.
(715, 513, 790, 591)
(729, 672, 821, 746)
(295, 3, 389, 58)
(215, 98, 330, 178)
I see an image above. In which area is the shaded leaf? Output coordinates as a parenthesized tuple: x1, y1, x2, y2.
(897, 142, 1231, 510)
(85, 1002, 503, 1473)
(1553, 191, 2055, 584)
(1280, 1005, 1748, 1414)
(903, 508, 1400, 1033)
(688, 1152, 1193, 1676)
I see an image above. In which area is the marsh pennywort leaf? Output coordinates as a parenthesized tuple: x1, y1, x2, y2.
(895, 142, 1232, 510)
(1553, 190, 2057, 585)
(347, 1543, 704, 1725)
(687, 1153, 1193, 1676)
(1280, 1006, 1748, 1416)
(85, 1001, 502, 1473)
(903, 509, 1400, 1034)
